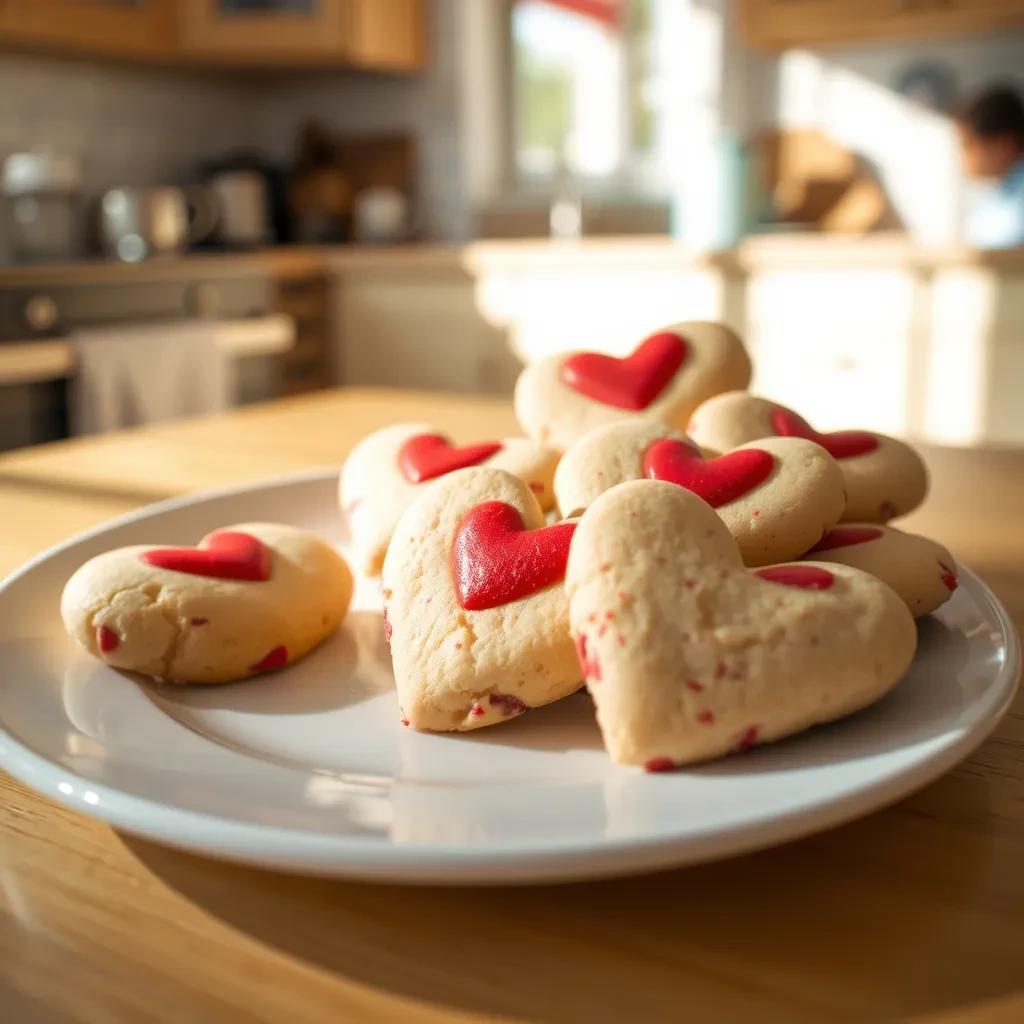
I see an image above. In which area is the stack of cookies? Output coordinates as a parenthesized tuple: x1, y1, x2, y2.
(347, 322, 954, 769)
(61, 320, 957, 772)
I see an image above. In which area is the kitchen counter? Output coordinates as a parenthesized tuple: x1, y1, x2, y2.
(1, 387, 1023, 1023)
(1, 233, 1023, 287)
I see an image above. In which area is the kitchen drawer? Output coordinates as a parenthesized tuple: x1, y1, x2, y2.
(338, 278, 516, 394)
(739, 0, 1024, 49)
(751, 326, 911, 434)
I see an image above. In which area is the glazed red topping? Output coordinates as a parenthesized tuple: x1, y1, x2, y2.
(561, 331, 687, 411)
(250, 645, 287, 672)
(770, 407, 878, 459)
(686, 680, 704, 692)
(698, 710, 715, 724)
(938, 561, 958, 592)
(808, 526, 883, 553)
(756, 565, 835, 590)
(452, 501, 576, 610)
(736, 726, 760, 752)
(470, 703, 485, 717)
(489, 693, 529, 716)
(401, 717, 410, 727)
(644, 757, 677, 773)
(644, 439, 774, 508)
(190, 617, 209, 626)
(398, 433, 503, 484)
(97, 626, 119, 653)
(143, 530, 270, 581)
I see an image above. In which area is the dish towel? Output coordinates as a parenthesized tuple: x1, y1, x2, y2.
(72, 320, 230, 435)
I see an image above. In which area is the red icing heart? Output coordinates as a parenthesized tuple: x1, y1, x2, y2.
(452, 501, 576, 611)
(808, 526, 884, 553)
(771, 408, 878, 460)
(399, 433, 503, 484)
(756, 565, 835, 590)
(643, 439, 774, 508)
(561, 331, 687, 411)
(142, 531, 270, 581)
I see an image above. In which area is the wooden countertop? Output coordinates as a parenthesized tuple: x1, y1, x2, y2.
(1, 388, 1022, 1024)
(1, 234, 1022, 289)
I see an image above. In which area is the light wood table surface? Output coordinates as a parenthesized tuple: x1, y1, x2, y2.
(1, 388, 1022, 1024)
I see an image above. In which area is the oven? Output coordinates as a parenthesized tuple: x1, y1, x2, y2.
(0, 274, 296, 451)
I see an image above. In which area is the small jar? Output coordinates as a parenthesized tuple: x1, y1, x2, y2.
(2, 153, 83, 263)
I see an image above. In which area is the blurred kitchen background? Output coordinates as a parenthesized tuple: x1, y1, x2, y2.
(1, 0, 1022, 452)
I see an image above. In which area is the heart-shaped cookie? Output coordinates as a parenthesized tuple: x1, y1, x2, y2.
(565, 481, 916, 767)
(340, 422, 559, 576)
(688, 392, 928, 522)
(801, 523, 957, 617)
(553, 420, 845, 566)
(382, 467, 581, 731)
(61, 522, 352, 683)
(513, 321, 751, 451)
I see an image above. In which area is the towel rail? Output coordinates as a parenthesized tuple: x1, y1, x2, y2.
(0, 315, 296, 387)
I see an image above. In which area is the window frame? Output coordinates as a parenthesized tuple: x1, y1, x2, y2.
(497, 0, 672, 203)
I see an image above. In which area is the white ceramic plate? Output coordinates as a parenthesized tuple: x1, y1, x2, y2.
(0, 470, 1018, 884)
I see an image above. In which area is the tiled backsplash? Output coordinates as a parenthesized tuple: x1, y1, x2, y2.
(0, 53, 253, 195)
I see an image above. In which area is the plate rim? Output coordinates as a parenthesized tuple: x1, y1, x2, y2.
(1, 469, 1019, 884)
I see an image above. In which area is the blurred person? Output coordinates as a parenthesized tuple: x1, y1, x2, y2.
(957, 85, 1024, 249)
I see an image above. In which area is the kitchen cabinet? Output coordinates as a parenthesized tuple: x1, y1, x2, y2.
(745, 267, 923, 436)
(0, 0, 423, 70)
(0, 0, 176, 59)
(739, 0, 1024, 50)
(178, 0, 425, 70)
(335, 268, 522, 395)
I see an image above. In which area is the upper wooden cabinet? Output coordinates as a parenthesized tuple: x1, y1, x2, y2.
(0, 0, 424, 71)
(740, 0, 1024, 50)
(178, 0, 424, 71)
(0, 0, 176, 59)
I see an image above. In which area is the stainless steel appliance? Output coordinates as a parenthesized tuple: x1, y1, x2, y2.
(2, 153, 83, 263)
(98, 186, 218, 261)
(208, 169, 271, 247)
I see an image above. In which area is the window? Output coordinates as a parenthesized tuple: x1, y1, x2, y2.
(509, 0, 669, 194)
